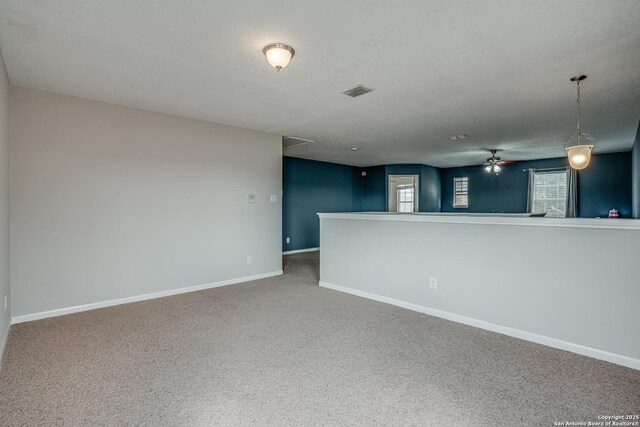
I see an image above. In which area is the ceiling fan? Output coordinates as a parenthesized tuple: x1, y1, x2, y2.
(484, 149, 517, 174)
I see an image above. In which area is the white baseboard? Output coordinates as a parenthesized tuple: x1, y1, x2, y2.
(0, 320, 10, 369)
(319, 281, 640, 371)
(282, 247, 319, 255)
(11, 270, 283, 325)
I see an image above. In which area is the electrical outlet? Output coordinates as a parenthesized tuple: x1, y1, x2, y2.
(247, 256, 252, 264)
(286, 237, 290, 244)
(429, 277, 438, 290)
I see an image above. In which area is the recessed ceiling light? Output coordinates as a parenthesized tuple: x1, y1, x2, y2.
(351, 147, 359, 151)
(449, 135, 469, 141)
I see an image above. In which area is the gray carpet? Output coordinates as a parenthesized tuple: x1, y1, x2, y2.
(1, 252, 638, 426)
(282, 250, 320, 282)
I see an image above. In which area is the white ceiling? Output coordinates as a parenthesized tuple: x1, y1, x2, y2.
(0, 0, 638, 167)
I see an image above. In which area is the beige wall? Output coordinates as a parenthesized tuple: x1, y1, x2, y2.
(10, 87, 282, 317)
(0, 49, 10, 355)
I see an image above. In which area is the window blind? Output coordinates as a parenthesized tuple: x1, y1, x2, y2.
(453, 177, 468, 208)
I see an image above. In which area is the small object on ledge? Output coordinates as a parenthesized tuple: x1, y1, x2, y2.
(608, 209, 619, 218)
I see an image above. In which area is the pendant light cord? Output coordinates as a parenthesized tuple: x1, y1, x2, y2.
(576, 80, 581, 144)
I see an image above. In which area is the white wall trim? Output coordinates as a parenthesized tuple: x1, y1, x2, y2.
(317, 212, 640, 230)
(0, 321, 9, 369)
(319, 281, 640, 371)
(282, 247, 319, 255)
(11, 271, 283, 325)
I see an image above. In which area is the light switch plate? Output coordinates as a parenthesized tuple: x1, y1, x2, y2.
(270, 194, 278, 203)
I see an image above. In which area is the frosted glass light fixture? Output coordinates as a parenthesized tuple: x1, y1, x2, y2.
(564, 75, 595, 170)
(484, 150, 503, 174)
(263, 43, 295, 71)
(566, 144, 593, 170)
(484, 163, 501, 174)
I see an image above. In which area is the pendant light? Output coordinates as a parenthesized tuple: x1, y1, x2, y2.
(565, 75, 595, 170)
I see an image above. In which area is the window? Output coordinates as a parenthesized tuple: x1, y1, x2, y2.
(453, 177, 468, 208)
(530, 170, 568, 217)
(397, 185, 415, 212)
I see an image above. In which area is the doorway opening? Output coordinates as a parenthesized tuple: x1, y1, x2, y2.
(388, 175, 419, 212)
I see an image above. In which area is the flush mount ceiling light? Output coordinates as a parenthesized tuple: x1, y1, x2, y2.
(351, 147, 359, 151)
(564, 75, 595, 170)
(449, 135, 469, 141)
(263, 43, 295, 71)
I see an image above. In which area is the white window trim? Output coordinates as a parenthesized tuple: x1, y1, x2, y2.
(530, 169, 569, 218)
(453, 177, 469, 208)
(397, 185, 415, 213)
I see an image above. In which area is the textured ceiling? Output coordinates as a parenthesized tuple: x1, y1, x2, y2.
(0, 0, 638, 167)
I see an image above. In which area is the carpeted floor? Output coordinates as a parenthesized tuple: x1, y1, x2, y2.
(1, 251, 638, 426)
(282, 250, 319, 282)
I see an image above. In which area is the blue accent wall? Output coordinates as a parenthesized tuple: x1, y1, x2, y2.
(362, 165, 386, 211)
(284, 161, 442, 251)
(579, 152, 632, 218)
(632, 122, 640, 219)
(441, 152, 632, 218)
(284, 148, 636, 251)
(420, 165, 442, 212)
(351, 167, 363, 212)
(282, 156, 362, 251)
(362, 164, 442, 212)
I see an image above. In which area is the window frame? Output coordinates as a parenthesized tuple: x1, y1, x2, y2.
(452, 177, 469, 208)
(396, 185, 415, 213)
(530, 169, 569, 218)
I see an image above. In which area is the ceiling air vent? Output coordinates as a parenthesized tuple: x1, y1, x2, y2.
(283, 136, 314, 149)
(342, 84, 374, 98)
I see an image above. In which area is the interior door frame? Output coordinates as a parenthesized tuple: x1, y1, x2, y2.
(388, 175, 419, 212)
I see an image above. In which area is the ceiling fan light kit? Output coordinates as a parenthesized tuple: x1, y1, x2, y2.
(564, 75, 595, 170)
(484, 149, 503, 174)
